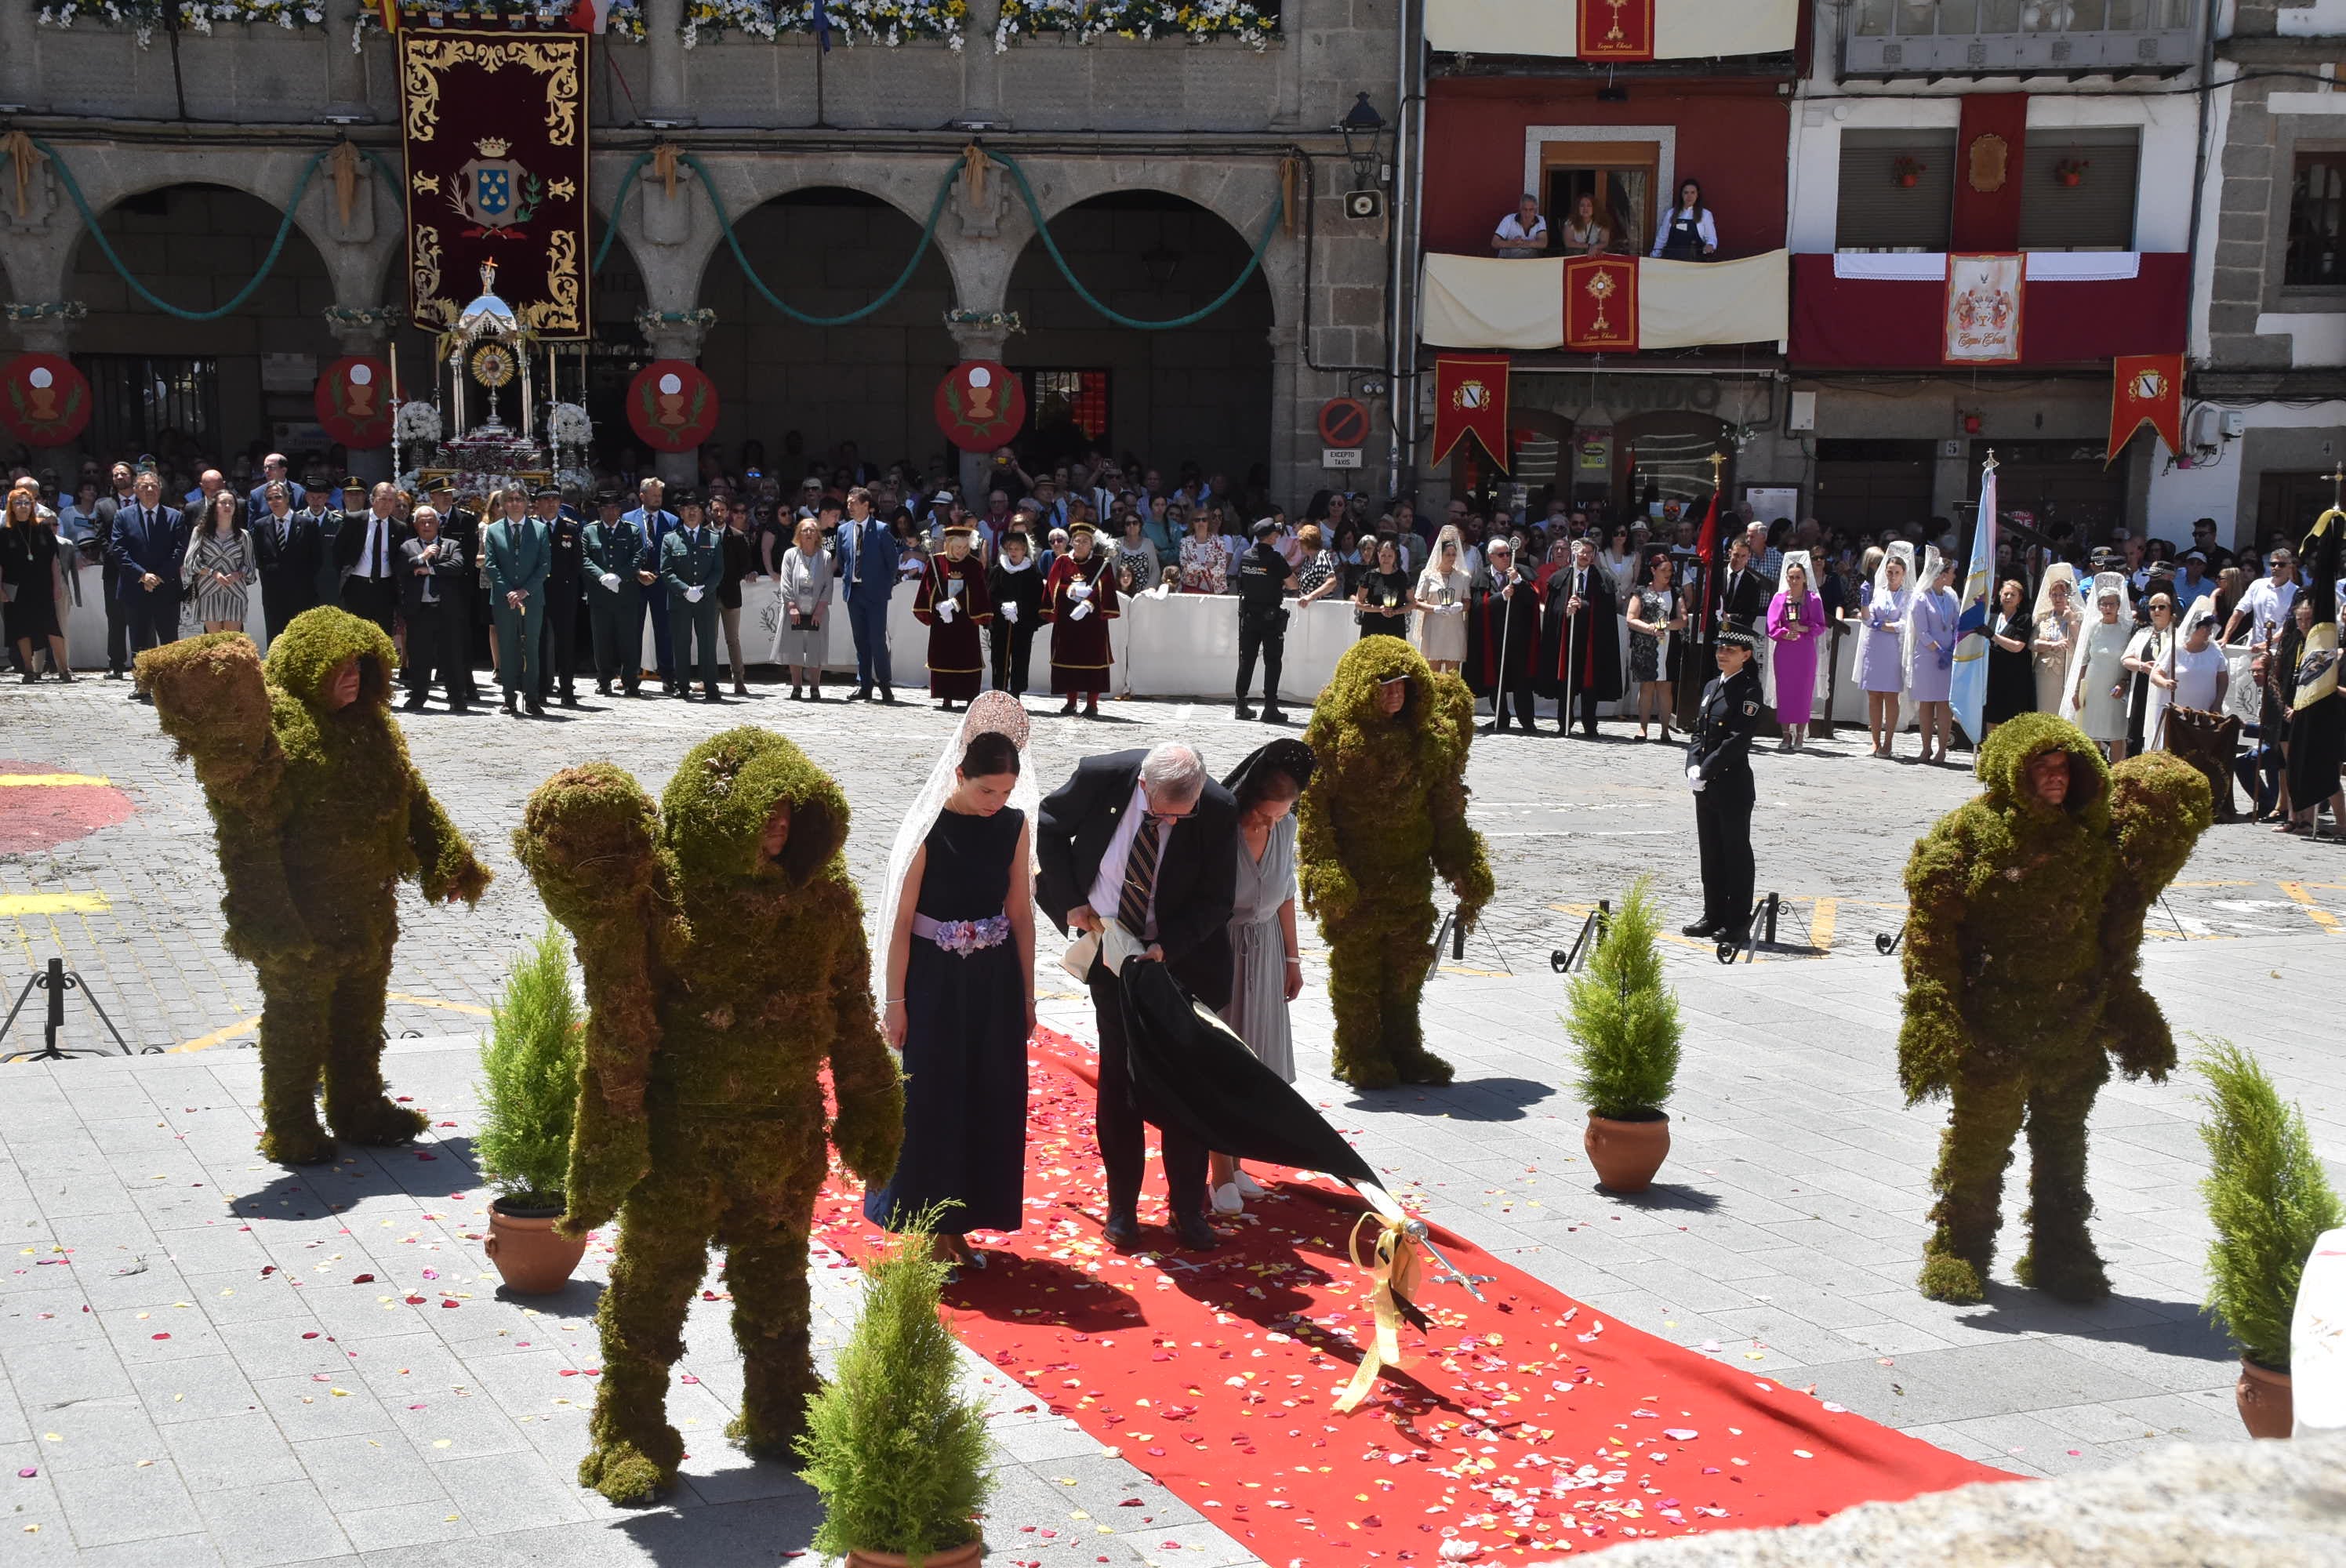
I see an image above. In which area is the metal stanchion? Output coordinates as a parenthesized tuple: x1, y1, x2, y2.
(0, 957, 151, 1062)
(1549, 898, 1611, 973)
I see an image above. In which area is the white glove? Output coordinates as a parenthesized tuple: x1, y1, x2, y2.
(1070, 599, 1094, 621)
(599, 572, 620, 593)
(1000, 601, 1019, 625)
(685, 585, 703, 604)
(936, 596, 957, 622)
(1686, 765, 1706, 793)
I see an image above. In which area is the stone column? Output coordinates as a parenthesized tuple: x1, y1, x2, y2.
(961, 0, 1004, 123)
(3, 301, 84, 355)
(323, 0, 369, 121)
(638, 310, 710, 488)
(645, 0, 694, 124)
(0, 1, 46, 112)
(1268, 321, 1306, 509)
(946, 314, 1018, 496)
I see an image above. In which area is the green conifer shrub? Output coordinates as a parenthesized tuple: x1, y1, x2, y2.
(1565, 879, 1681, 1120)
(797, 1220, 992, 1564)
(475, 923, 583, 1210)
(2196, 1039, 2342, 1371)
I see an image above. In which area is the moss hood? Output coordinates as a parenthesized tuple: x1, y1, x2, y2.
(1974, 711, 2109, 826)
(660, 728, 849, 887)
(264, 605, 399, 713)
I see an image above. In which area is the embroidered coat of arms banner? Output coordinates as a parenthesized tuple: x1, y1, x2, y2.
(1942, 252, 2022, 365)
(398, 31, 590, 339)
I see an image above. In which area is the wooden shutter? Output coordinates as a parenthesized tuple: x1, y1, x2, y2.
(1836, 129, 1958, 252)
(2018, 127, 2141, 252)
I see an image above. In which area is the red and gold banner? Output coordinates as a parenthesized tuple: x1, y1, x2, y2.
(1430, 354, 1510, 468)
(1943, 253, 2024, 365)
(1951, 93, 2028, 253)
(1561, 255, 1639, 352)
(0, 354, 91, 447)
(314, 356, 394, 447)
(398, 30, 590, 339)
(1578, 0, 1654, 60)
(935, 360, 1029, 452)
(627, 360, 720, 452)
(2107, 353, 2184, 466)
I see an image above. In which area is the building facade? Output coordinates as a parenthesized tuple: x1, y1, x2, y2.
(0, 0, 1399, 502)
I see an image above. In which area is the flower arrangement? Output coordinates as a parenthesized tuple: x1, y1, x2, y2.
(38, 0, 325, 48)
(1890, 154, 1927, 187)
(995, 0, 1279, 51)
(2054, 157, 2090, 187)
(394, 399, 445, 447)
(684, 0, 965, 47)
(547, 401, 594, 450)
(351, 0, 647, 42)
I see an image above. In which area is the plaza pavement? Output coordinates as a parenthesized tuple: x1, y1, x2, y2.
(2, 676, 2342, 1564)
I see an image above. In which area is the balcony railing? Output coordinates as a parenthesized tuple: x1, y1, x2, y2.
(1842, 0, 2200, 77)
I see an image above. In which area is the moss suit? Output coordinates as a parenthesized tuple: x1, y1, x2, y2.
(1898, 713, 2210, 1305)
(514, 730, 904, 1506)
(1298, 638, 1494, 1089)
(136, 609, 490, 1165)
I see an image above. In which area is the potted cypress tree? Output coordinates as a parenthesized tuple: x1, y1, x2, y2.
(2196, 1040, 2342, 1438)
(476, 922, 590, 1294)
(798, 1220, 993, 1566)
(1567, 880, 1681, 1193)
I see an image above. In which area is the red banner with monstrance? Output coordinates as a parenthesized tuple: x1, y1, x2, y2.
(1562, 256, 1639, 352)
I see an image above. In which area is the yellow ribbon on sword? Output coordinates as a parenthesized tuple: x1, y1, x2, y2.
(1333, 1184, 1482, 1414)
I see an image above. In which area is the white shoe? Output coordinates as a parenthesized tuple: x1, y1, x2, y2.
(1231, 1169, 1266, 1200)
(1211, 1182, 1245, 1215)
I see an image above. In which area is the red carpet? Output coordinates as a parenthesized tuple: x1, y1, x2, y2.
(813, 1032, 2003, 1564)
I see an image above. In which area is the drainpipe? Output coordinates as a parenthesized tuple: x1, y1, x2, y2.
(1385, 0, 1412, 501)
(2184, 0, 2218, 366)
(1402, 0, 1429, 500)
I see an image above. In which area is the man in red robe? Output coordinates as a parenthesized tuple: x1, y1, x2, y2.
(912, 523, 993, 710)
(1044, 521, 1120, 717)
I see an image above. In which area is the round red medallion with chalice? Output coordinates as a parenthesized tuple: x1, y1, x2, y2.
(314, 356, 394, 447)
(0, 354, 93, 447)
(935, 360, 1027, 452)
(627, 360, 720, 453)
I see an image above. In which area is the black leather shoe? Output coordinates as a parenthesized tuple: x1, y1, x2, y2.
(525, 698, 546, 717)
(1680, 918, 1719, 938)
(1235, 702, 1255, 721)
(1102, 1213, 1142, 1253)
(1173, 1211, 1221, 1253)
(1260, 707, 1288, 724)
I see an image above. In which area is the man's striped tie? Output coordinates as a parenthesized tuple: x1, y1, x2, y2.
(1117, 816, 1162, 936)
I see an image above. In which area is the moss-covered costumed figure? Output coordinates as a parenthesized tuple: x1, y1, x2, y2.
(1298, 638, 1494, 1089)
(1898, 712, 2210, 1305)
(136, 608, 491, 1165)
(515, 729, 904, 1506)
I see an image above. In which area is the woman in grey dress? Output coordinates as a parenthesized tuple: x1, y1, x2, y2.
(1208, 739, 1315, 1217)
(182, 488, 255, 633)
(772, 516, 833, 698)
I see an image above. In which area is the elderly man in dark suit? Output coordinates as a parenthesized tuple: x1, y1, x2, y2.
(251, 479, 324, 643)
(1037, 742, 1239, 1253)
(334, 481, 405, 637)
(396, 505, 468, 711)
(89, 461, 139, 678)
(104, 469, 190, 699)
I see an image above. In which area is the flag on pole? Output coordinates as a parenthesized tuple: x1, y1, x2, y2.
(1691, 482, 1721, 643)
(566, 0, 616, 31)
(376, 0, 401, 32)
(813, 0, 834, 51)
(1948, 457, 1999, 749)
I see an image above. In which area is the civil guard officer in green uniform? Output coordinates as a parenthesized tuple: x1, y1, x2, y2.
(1683, 613, 1764, 942)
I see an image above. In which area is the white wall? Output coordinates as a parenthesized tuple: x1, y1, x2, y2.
(2144, 400, 2346, 541)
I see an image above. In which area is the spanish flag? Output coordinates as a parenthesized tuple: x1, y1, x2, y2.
(376, 0, 400, 32)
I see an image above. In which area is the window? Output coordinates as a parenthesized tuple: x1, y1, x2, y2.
(1538, 140, 1659, 257)
(1027, 369, 1110, 442)
(2018, 127, 2139, 250)
(82, 355, 219, 456)
(1836, 129, 1957, 252)
(2286, 151, 2346, 287)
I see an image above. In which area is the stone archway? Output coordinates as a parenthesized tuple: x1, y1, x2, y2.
(64, 182, 343, 470)
(1004, 190, 1277, 485)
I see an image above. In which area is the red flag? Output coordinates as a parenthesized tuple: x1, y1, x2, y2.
(1693, 485, 1722, 641)
(376, 0, 400, 32)
(2107, 353, 2184, 466)
(1430, 354, 1510, 469)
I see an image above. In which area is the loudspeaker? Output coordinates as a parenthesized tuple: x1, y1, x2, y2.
(1345, 189, 1385, 221)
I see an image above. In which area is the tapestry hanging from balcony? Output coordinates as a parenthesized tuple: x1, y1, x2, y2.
(398, 29, 592, 339)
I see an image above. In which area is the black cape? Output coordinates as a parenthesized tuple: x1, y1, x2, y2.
(1535, 564, 1623, 701)
(1463, 567, 1538, 699)
(1113, 957, 1375, 1189)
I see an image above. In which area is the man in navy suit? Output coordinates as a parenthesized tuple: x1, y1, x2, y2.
(623, 476, 681, 695)
(247, 452, 305, 518)
(105, 470, 190, 700)
(833, 485, 898, 702)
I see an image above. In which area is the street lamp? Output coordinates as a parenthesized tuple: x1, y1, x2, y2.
(1337, 92, 1389, 191)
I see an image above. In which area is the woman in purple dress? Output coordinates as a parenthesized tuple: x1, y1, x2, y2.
(1905, 553, 1959, 764)
(1765, 551, 1827, 751)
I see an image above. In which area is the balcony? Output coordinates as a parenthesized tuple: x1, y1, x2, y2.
(1840, 0, 2200, 78)
(1789, 251, 2188, 367)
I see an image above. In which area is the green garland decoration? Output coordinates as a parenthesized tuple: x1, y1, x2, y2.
(31, 135, 401, 324)
(515, 728, 904, 1508)
(1898, 713, 2209, 1306)
(136, 611, 489, 1165)
(1296, 637, 1492, 1091)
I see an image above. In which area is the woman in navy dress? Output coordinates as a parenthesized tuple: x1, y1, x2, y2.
(865, 698, 1037, 1272)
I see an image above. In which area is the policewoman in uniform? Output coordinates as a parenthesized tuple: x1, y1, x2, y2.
(1233, 517, 1298, 724)
(1683, 614, 1763, 941)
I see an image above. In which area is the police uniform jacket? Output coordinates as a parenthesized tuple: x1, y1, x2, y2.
(1234, 542, 1292, 625)
(1687, 663, 1764, 786)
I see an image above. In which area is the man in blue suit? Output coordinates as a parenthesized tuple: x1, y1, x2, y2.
(247, 452, 305, 517)
(484, 487, 550, 717)
(105, 470, 189, 701)
(833, 485, 898, 703)
(623, 477, 681, 695)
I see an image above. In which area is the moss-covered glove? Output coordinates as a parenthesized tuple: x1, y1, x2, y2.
(557, 1070, 650, 1238)
(830, 1080, 906, 1191)
(1897, 981, 1966, 1105)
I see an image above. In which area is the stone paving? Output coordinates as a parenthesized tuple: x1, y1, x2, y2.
(2, 674, 2343, 1563)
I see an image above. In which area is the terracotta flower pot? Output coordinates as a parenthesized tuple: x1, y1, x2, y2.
(484, 1198, 587, 1294)
(2235, 1357, 2293, 1439)
(1896, 173, 1919, 187)
(2057, 172, 2083, 187)
(1584, 1112, 1670, 1194)
(846, 1541, 983, 1568)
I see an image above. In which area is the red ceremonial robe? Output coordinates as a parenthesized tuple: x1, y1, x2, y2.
(1043, 552, 1119, 695)
(913, 551, 993, 699)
